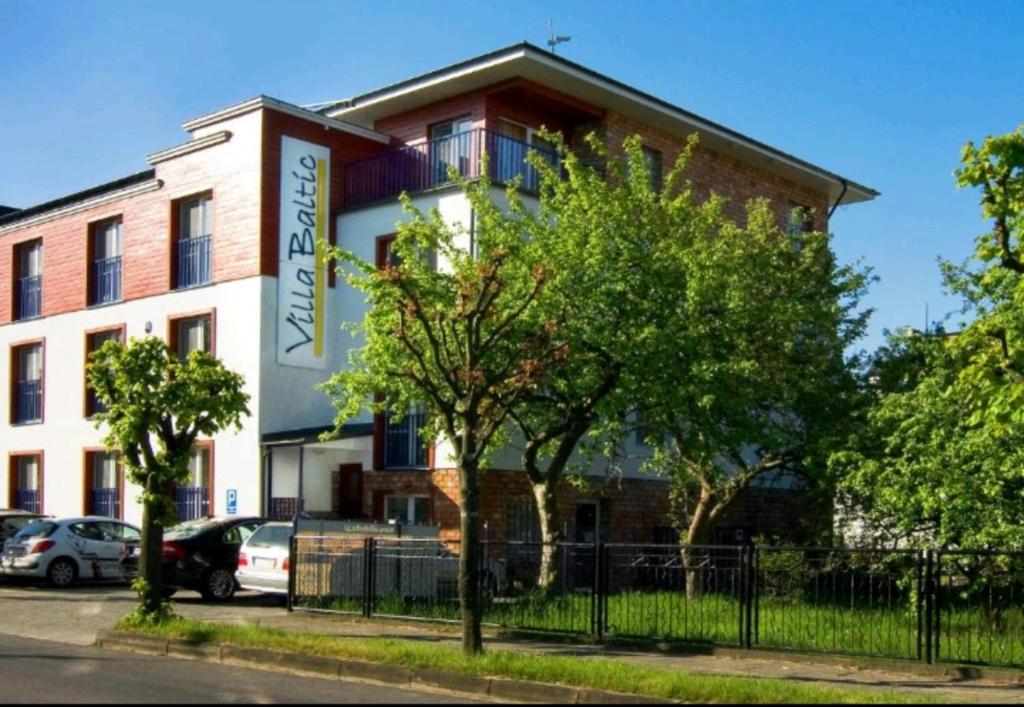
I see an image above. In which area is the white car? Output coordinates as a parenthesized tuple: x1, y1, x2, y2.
(235, 522, 292, 595)
(0, 516, 141, 587)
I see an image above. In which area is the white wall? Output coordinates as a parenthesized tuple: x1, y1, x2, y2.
(0, 277, 264, 524)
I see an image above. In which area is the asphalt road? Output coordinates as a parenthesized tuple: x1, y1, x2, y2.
(0, 633, 481, 703)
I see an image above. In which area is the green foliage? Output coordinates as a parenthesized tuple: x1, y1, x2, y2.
(627, 165, 870, 544)
(834, 126, 1024, 550)
(88, 336, 251, 519)
(87, 335, 250, 618)
(120, 578, 178, 627)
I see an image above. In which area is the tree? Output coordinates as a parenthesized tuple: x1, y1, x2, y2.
(321, 175, 561, 655)
(634, 195, 869, 596)
(87, 336, 250, 619)
(505, 133, 716, 589)
(833, 126, 1024, 549)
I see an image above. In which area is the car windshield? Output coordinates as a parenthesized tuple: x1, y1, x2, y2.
(246, 525, 292, 549)
(14, 520, 58, 539)
(165, 519, 215, 540)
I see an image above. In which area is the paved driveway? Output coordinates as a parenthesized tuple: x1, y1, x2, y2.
(0, 580, 284, 645)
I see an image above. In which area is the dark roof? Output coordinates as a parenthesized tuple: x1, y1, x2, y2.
(0, 169, 156, 229)
(323, 42, 878, 200)
(0, 206, 18, 217)
(261, 422, 373, 446)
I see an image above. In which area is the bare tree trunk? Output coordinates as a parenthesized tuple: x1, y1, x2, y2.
(682, 488, 714, 601)
(457, 457, 483, 655)
(137, 474, 166, 617)
(531, 478, 561, 592)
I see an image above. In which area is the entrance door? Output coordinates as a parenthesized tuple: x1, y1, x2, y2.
(337, 464, 364, 519)
(575, 502, 598, 543)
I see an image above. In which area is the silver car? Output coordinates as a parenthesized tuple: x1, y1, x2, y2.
(1, 516, 140, 587)
(235, 522, 292, 595)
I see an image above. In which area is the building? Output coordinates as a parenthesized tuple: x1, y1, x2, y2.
(0, 43, 876, 543)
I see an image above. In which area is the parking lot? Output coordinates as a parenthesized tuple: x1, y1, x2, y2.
(0, 580, 285, 645)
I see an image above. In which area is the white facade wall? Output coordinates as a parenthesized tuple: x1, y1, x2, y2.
(0, 277, 265, 524)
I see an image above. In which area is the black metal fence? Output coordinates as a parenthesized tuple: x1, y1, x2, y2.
(289, 538, 1024, 669)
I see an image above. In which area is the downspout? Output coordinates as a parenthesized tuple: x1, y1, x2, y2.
(827, 179, 848, 222)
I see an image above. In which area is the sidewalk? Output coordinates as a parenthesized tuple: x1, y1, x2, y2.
(225, 610, 1024, 704)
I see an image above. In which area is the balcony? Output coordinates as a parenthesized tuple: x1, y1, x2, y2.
(16, 275, 41, 320)
(176, 486, 209, 522)
(15, 489, 40, 514)
(176, 234, 211, 289)
(90, 487, 120, 518)
(14, 379, 42, 424)
(93, 256, 122, 305)
(384, 409, 428, 469)
(343, 129, 558, 210)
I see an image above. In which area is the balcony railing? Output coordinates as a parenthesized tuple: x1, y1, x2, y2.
(343, 129, 559, 209)
(90, 488, 120, 518)
(93, 256, 122, 304)
(176, 234, 211, 289)
(176, 486, 209, 522)
(16, 275, 41, 320)
(384, 409, 428, 469)
(16, 489, 40, 514)
(14, 379, 42, 423)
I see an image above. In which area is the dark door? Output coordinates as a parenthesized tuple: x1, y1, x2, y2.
(337, 464, 364, 519)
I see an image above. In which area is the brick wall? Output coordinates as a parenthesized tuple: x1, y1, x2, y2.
(373, 93, 488, 144)
(0, 110, 265, 324)
(361, 468, 674, 544)
(260, 110, 388, 278)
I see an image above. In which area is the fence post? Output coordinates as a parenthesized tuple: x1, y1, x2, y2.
(286, 534, 297, 612)
(921, 549, 929, 659)
(364, 537, 376, 618)
(592, 540, 604, 641)
(924, 549, 934, 664)
(744, 544, 755, 649)
(752, 544, 760, 647)
(932, 551, 941, 663)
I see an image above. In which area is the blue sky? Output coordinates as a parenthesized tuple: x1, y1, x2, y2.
(3, 1, 1023, 352)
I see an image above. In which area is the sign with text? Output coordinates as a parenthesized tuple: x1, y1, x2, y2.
(226, 489, 238, 515)
(277, 135, 330, 369)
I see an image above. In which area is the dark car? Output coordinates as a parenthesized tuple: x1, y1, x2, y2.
(128, 516, 268, 601)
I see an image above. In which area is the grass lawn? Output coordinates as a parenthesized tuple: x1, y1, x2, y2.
(118, 616, 939, 704)
(297, 590, 1024, 667)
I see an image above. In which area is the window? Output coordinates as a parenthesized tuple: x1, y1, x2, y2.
(176, 444, 212, 522)
(430, 116, 474, 184)
(85, 451, 121, 518)
(13, 239, 42, 320)
(85, 327, 124, 416)
(90, 219, 123, 305)
(505, 498, 541, 543)
(10, 454, 42, 513)
(787, 204, 813, 237)
(170, 312, 212, 360)
(375, 235, 398, 269)
(174, 194, 212, 288)
(11, 341, 43, 424)
(492, 118, 557, 191)
(384, 405, 428, 469)
(384, 495, 428, 525)
(641, 146, 663, 192)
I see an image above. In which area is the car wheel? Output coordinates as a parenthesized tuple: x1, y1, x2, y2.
(200, 567, 236, 602)
(47, 557, 78, 588)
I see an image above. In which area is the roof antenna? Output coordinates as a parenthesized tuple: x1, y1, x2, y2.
(547, 19, 571, 54)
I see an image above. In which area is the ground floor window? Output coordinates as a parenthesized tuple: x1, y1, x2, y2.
(10, 454, 42, 513)
(384, 495, 428, 525)
(177, 443, 212, 521)
(85, 450, 121, 518)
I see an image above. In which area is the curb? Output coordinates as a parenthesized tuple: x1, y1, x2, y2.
(95, 630, 675, 704)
